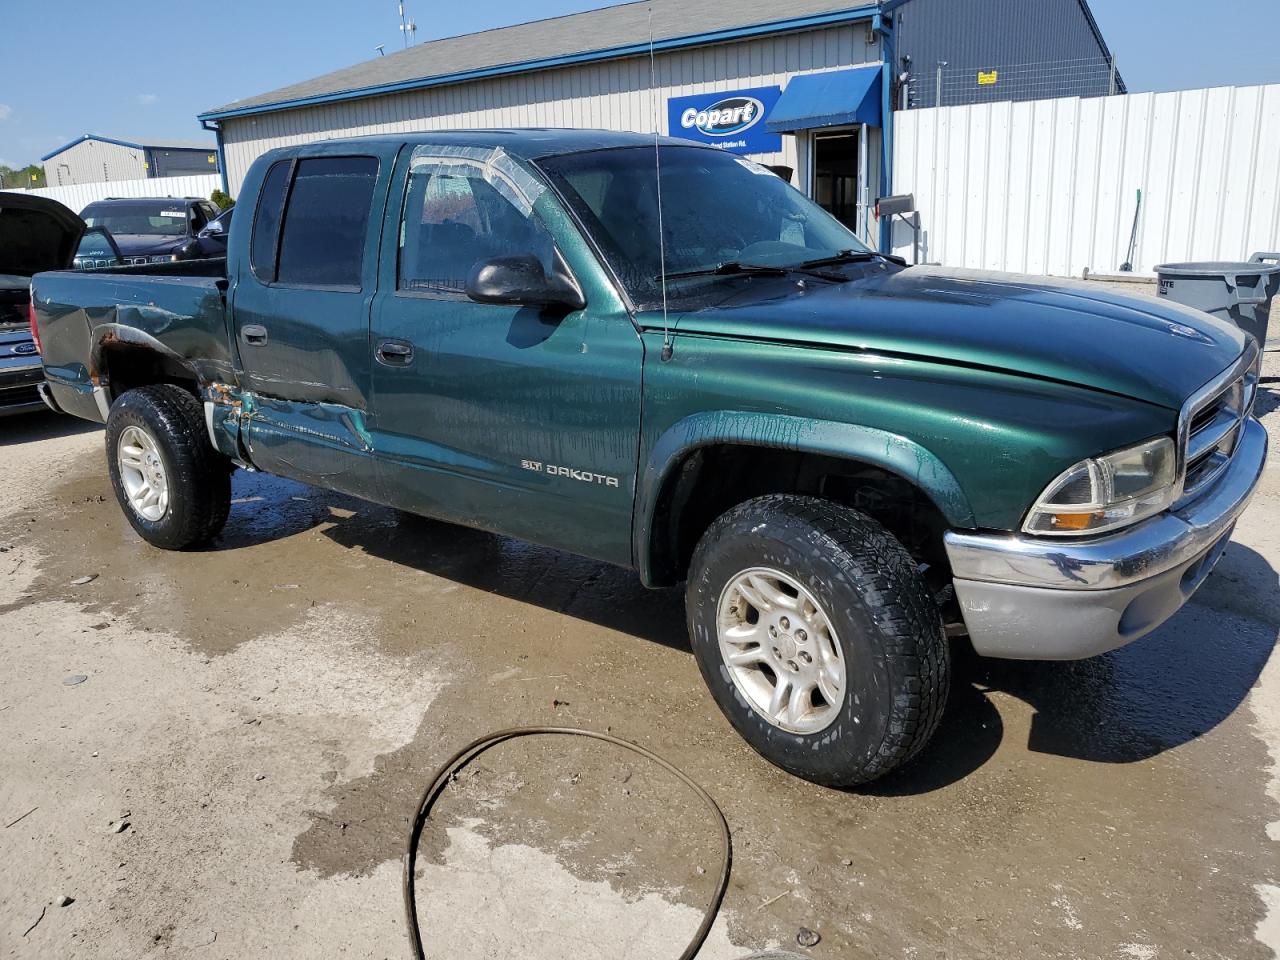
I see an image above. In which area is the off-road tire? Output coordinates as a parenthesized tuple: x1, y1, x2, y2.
(105, 384, 233, 550)
(687, 495, 949, 787)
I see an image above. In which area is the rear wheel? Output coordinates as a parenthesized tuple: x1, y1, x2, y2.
(686, 495, 949, 787)
(105, 385, 232, 550)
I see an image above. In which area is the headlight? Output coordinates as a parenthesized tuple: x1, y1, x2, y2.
(1023, 437, 1177, 536)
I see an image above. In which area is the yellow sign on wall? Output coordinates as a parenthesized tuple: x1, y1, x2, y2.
(977, 70, 999, 86)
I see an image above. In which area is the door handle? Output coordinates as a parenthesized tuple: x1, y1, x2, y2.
(377, 339, 414, 365)
(241, 324, 268, 346)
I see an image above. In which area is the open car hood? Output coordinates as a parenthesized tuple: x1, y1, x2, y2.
(0, 192, 86, 278)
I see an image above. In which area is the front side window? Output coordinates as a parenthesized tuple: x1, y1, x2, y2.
(275, 156, 379, 289)
(398, 157, 554, 295)
(537, 146, 872, 310)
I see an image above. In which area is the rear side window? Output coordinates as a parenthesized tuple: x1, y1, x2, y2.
(275, 157, 379, 289)
(250, 159, 291, 281)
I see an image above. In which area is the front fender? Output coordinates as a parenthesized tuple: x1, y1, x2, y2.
(633, 410, 976, 585)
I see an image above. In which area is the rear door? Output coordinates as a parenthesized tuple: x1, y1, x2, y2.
(366, 146, 644, 565)
(229, 145, 396, 495)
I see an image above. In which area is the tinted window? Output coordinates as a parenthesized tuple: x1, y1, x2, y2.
(251, 160, 291, 281)
(80, 200, 191, 237)
(276, 156, 379, 289)
(399, 159, 554, 294)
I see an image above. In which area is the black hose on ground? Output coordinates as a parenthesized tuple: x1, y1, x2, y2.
(403, 727, 733, 960)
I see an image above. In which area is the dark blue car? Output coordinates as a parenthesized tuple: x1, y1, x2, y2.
(78, 197, 220, 266)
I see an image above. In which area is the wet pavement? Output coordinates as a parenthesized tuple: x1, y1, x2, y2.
(1, 356, 1279, 959)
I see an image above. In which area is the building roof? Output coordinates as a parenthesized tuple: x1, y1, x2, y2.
(200, 0, 881, 121)
(41, 134, 216, 162)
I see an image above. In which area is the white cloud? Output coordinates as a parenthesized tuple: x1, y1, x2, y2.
(136, 93, 158, 106)
(0, 104, 13, 121)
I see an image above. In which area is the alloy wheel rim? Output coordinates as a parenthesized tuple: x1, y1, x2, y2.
(715, 566, 846, 735)
(117, 425, 170, 522)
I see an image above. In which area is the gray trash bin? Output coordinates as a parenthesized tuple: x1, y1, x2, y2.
(1155, 252, 1280, 347)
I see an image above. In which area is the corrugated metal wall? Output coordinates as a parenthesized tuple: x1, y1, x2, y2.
(149, 148, 220, 178)
(43, 140, 148, 186)
(890, 84, 1280, 276)
(10, 174, 223, 215)
(218, 26, 882, 196)
(896, 0, 1116, 108)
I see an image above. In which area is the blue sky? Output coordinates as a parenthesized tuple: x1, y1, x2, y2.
(2, 0, 1277, 169)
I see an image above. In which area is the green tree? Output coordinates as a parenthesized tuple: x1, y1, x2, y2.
(0, 164, 46, 189)
(210, 189, 234, 210)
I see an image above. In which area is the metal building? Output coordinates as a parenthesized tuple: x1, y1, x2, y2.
(41, 135, 219, 187)
(199, 0, 1118, 248)
(895, 0, 1123, 107)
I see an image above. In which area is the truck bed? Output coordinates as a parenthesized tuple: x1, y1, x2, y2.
(33, 258, 236, 423)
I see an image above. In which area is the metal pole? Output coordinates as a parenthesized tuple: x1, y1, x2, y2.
(1109, 57, 1117, 96)
(936, 61, 947, 108)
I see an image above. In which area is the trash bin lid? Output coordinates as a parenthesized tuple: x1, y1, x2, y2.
(1156, 260, 1280, 277)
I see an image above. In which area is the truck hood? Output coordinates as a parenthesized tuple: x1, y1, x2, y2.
(108, 234, 189, 258)
(0, 192, 85, 277)
(656, 265, 1247, 410)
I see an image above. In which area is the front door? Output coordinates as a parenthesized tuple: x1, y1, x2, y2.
(367, 147, 644, 565)
(812, 130, 861, 235)
(229, 149, 394, 493)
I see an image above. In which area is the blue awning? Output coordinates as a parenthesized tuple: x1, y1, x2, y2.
(765, 65, 883, 133)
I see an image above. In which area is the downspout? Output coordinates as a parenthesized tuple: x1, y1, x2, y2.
(201, 118, 230, 196)
(873, 7, 897, 253)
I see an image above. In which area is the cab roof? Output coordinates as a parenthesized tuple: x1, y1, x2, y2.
(270, 128, 708, 162)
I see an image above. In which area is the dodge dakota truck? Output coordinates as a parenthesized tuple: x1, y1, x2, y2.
(32, 130, 1267, 786)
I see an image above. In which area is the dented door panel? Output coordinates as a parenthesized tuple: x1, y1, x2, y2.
(228, 144, 399, 495)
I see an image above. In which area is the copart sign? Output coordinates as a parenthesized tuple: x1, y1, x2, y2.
(667, 86, 782, 155)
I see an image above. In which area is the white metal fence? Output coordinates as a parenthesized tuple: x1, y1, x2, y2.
(4, 174, 222, 215)
(890, 83, 1280, 276)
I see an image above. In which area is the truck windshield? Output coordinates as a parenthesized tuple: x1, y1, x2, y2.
(536, 145, 874, 310)
(81, 202, 190, 238)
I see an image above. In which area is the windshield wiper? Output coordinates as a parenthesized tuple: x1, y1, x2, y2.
(796, 249, 883, 269)
(658, 260, 846, 282)
(659, 261, 792, 281)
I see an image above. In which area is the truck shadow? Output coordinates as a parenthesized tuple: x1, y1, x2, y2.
(317, 504, 1277, 795)
(870, 540, 1279, 795)
(322, 508, 693, 649)
(1, 409, 101, 446)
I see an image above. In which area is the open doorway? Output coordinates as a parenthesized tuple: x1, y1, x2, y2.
(811, 130, 860, 234)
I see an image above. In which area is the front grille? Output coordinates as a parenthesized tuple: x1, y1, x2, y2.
(1179, 345, 1259, 503)
(0, 383, 42, 409)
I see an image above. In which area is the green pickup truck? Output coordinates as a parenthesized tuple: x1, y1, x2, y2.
(32, 130, 1267, 786)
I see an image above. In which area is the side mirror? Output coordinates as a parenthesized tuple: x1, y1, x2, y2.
(465, 254, 585, 312)
(201, 220, 225, 238)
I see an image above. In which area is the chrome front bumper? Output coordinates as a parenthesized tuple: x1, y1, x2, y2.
(0, 355, 46, 416)
(944, 417, 1268, 659)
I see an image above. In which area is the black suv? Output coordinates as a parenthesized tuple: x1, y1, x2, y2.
(77, 197, 220, 266)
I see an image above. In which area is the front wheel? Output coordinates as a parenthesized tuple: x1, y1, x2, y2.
(105, 384, 232, 550)
(687, 495, 949, 787)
